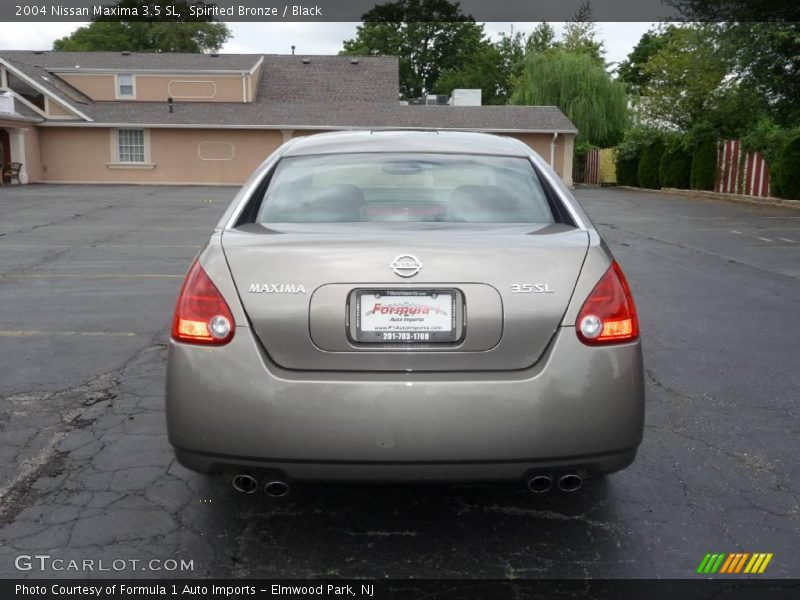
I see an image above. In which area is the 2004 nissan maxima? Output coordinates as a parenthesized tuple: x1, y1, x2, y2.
(166, 131, 644, 496)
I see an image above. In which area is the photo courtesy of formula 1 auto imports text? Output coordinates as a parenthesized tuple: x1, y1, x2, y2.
(0, 0, 798, 599)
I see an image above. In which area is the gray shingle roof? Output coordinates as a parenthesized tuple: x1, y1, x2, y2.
(1, 50, 260, 72)
(259, 55, 399, 103)
(10, 101, 44, 121)
(78, 101, 577, 133)
(0, 51, 577, 133)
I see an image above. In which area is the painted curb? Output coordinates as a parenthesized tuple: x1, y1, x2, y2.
(612, 185, 800, 210)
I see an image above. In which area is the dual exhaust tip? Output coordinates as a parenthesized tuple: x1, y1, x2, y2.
(526, 473, 583, 494)
(234, 472, 582, 496)
(232, 473, 290, 497)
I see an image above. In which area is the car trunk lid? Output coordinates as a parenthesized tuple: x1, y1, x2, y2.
(222, 223, 588, 371)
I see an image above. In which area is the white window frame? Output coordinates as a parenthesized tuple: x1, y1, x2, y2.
(112, 128, 150, 165)
(115, 73, 136, 99)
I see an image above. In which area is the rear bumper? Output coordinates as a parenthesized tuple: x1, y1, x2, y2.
(173, 448, 637, 482)
(166, 327, 645, 482)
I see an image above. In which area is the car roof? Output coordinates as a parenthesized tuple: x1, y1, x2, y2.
(281, 130, 531, 157)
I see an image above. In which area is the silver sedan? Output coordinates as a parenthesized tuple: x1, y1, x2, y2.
(166, 131, 644, 496)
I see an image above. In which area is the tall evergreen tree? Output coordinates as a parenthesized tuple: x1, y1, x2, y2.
(526, 22, 556, 55)
(560, 2, 606, 66)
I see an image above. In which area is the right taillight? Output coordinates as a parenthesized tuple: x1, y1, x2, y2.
(171, 259, 235, 346)
(576, 260, 639, 345)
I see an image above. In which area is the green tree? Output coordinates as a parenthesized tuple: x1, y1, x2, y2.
(639, 25, 729, 130)
(637, 4, 800, 128)
(433, 42, 503, 103)
(741, 117, 794, 165)
(667, 0, 797, 21)
(615, 155, 640, 186)
(560, 2, 606, 66)
(433, 29, 526, 104)
(637, 138, 665, 189)
(689, 127, 718, 191)
(340, 0, 485, 99)
(495, 28, 527, 88)
(617, 28, 672, 92)
(714, 23, 800, 127)
(614, 126, 661, 186)
(771, 133, 800, 200)
(53, 1, 230, 52)
(526, 22, 556, 55)
(659, 134, 692, 189)
(630, 21, 796, 135)
(511, 50, 628, 147)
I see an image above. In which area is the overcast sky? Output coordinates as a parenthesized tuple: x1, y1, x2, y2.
(0, 22, 656, 69)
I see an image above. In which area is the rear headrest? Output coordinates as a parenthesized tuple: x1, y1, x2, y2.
(265, 183, 365, 222)
(447, 185, 523, 222)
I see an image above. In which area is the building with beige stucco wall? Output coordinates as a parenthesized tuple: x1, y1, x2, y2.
(0, 51, 576, 187)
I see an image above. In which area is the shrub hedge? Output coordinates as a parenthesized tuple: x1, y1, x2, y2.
(637, 139, 665, 189)
(771, 134, 800, 200)
(690, 138, 717, 190)
(615, 154, 640, 186)
(659, 138, 692, 189)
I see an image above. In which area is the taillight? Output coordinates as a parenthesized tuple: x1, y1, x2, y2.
(576, 260, 639, 345)
(171, 260, 234, 345)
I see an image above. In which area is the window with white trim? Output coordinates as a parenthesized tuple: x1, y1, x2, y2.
(116, 129, 146, 163)
(118, 74, 134, 97)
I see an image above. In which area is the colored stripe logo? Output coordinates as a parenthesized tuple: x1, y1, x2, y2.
(696, 553, 773, 574)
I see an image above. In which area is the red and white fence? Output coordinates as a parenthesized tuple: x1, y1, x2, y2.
(716, 139, 771, 197)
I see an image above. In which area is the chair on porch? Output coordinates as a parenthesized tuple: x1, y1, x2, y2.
(1, 162, 22, 184)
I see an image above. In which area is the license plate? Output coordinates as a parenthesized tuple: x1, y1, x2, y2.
(354, 289, 457, 343)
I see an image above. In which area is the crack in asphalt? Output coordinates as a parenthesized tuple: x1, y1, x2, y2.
(454, 501, 617, 532)
(645, 371, 796, 493)
(0, 231, 128, 282)
(0, 204, 117, 239)
(0, 332, 165, 523)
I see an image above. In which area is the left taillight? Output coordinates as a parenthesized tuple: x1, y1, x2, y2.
(171, 260, 234, 345)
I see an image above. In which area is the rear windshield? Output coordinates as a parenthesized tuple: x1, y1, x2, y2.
(255, 153, 555, 224)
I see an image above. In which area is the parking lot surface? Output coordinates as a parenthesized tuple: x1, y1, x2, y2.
(0, 184, 798, 578)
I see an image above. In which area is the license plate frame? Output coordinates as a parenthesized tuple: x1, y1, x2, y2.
(352, 289, 459, 343)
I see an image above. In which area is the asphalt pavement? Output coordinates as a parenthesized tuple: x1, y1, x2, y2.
(0, 183, 798, 579)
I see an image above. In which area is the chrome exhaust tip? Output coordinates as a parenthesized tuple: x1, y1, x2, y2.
(232, 473, 259, 494)
(264, 480, 290, 498)
(557, 473, 583, 492)
(526, 474, 554, 494)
